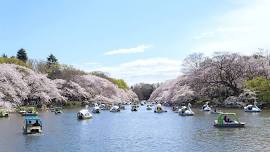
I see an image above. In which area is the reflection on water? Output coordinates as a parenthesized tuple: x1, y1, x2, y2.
(0, 107, 270, 152)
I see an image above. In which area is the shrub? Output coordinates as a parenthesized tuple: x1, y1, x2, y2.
(245, 77, 270, 102)
(0, 57, 29, 67)
(91, 71, 128, 89)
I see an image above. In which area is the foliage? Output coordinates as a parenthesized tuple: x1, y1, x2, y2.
(151, 51, 270, 105)
(0, 50, 137, 106)
(182, 52, 270, 100)
(27, 59, 47, 74)
(63, 101, 83, 108)
(53, 79, 90, 101)
(57, 64, 86, 80)
(45, 54, 60, 79)
(0, 64, 65, 104)
(149, 76, 194, 104)
(245, 77, 270, 102)
(91, 71, 110, 79)
(47, 54, 58, 65)
(0, 57, 29, 67)
(0, 64, 137, 107)
(110, 79, 128, 89)
(29, 59, 86, 80)
(91, 71, 129, 89)
(16, 48, 28, 63)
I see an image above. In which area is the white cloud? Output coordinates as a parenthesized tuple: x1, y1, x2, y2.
(75, 58, 182, 85)
(104, 44, 152, 55)
(193, 32, 215, 40)
(71, 62, 102, 70)
(192, 0, 270, 55)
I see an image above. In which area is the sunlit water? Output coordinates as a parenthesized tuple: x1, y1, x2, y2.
(0, 106, 270, 152)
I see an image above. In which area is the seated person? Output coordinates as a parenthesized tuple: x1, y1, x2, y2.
(33, 120, 40, 126)
(224, 116, 233, 123)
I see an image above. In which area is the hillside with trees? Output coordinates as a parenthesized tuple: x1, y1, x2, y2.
(0, 49, 138, 110)
(150, 51, 270, 107)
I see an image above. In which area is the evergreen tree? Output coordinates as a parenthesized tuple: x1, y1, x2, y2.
(47, 54, 58, 66)
(46, 54, 60, 79)
(17, 48, 28, 62)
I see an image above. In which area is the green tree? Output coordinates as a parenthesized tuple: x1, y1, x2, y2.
(17, 48, 28, 62)
(57, 64, 86, 80)
(111, 79, 129, 89)
(47, 54, 58, 66)
(245, 77, 270, 102)
(46, 54, 60, 79)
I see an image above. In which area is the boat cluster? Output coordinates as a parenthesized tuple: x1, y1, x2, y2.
(0, 100, 262, 135)
(76, 102, 168, 120)
(172, 101, 263, 128)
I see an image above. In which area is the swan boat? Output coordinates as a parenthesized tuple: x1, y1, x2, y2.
(244, 101, 261, 112)
(179, 103, 194, 116)
(202, 102, 211, 111)
(92, 103, 101, 113)
(77, 106, 92, 120)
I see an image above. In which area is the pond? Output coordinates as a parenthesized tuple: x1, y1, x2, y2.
(0, 106, 270, 152)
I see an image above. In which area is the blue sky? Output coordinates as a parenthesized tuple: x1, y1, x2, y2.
(1, 0, 269, 84)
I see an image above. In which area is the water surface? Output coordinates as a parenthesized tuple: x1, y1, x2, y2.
(0, 106, 270, 152)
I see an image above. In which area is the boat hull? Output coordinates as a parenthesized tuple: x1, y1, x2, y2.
(244, 110, 261, 112)
(23, 126, 42, 134)
(179, 113, 194, 116)
(154, 110, 167, 113)
(202, 109, 211, 112)
(214, 123, 245, 128)
(77, 115, 92, 120)
(55, 111, 63, 114)
(0, 113, 9, 117)
(210, 111, 223, 114)
(92, 110, 100, 114)
(22, 113, 38, 116)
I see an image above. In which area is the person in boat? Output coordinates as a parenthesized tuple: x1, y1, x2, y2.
(224, 115, 227, 122)
(202, 105, 206, 109)
(33, 120, 40, 126)
(181, 108, 184, 114)
(182, 107, 187, 113)
(224, 115, 232, 123)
